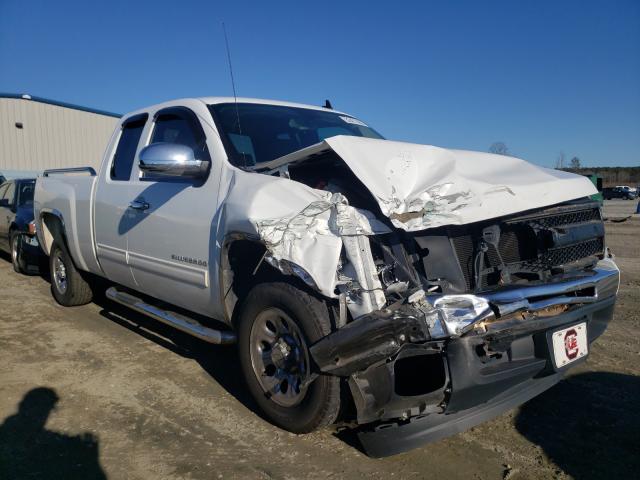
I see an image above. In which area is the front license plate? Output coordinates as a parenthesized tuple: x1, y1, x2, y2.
(552, 322, 588, 368)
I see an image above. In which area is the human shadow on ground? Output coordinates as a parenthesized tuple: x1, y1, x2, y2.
(515, 371, 640, 480)
(0, 387, 107, 480)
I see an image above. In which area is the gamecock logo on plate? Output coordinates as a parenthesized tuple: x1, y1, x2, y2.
(564, 329, 579, 359)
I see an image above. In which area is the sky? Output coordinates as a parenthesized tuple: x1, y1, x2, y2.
(1, 0, 638, 168)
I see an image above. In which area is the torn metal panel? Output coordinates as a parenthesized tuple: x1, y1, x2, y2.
(259, 136, 597, 232)
(309, 306, 431, 376)
(339, 235, 386, 318)
(256, 194, 343, 295)
(221, 171, 389, 303)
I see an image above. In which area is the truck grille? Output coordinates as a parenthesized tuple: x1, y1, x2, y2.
(449, 203, 604, 291)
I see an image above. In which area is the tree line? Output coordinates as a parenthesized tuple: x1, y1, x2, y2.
(488, 142, 638, 187)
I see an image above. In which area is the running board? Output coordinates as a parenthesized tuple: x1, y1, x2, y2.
(106, 287, 236, 345)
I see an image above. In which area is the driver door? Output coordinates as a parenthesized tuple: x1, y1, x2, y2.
(125, 106, 221, 318)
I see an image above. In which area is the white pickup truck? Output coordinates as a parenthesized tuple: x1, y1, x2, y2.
(35, 97, 619, 456)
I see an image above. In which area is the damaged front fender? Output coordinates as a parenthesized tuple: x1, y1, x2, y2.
(219, 169, 391, 313)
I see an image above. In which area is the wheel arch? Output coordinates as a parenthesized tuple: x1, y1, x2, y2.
(38, 210, 69, 257)
(219, 234, 334, 327)
(219, 234, 270, 325)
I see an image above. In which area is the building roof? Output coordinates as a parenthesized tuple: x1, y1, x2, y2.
(0, 93, 121, 118)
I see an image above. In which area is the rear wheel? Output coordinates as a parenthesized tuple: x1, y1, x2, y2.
(237, 282, 340, 433)
(49, 241, 93, 306)
(10, 233, 28, 274)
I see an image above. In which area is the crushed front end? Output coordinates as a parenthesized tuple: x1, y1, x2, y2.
(309, 199, 619, 457)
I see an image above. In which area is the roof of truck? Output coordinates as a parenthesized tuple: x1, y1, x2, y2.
(199, 97, 350, 115)
(120, 97, 355, 121)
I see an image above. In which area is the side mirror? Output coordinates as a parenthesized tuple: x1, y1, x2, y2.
(139, 143, 209, 178)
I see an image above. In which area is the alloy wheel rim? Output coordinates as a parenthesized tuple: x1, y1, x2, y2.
(249, 307, 310, 407)
(53, 254, 67, 294)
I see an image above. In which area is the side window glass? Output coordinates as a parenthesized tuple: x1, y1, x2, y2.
(151, 111, 211, 162)
(110, 115, 148, 181)
(3, 183, 16, 206)
(0, 184, 9, 204)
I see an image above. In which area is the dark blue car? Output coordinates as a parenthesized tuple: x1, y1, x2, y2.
(0, 178, 43, 273)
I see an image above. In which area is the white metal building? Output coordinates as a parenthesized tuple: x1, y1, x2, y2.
(0, 93, 120, 176)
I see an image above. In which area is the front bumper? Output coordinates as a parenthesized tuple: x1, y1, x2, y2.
(357, 295, 616, 457)
(310, 259, 619, 457)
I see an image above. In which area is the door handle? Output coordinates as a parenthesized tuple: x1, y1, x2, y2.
(128, 199, 150, 211)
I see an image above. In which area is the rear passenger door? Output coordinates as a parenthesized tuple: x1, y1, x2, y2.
(94, 114, 148, 288)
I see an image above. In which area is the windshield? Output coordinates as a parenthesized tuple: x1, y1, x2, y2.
(209, 103, 383, 167)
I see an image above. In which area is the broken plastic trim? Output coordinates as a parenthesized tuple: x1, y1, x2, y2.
(310, 305, 430, 376)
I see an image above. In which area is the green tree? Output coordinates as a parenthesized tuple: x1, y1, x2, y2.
(489, 142, 509, 156)
(570, 157, 582, 169)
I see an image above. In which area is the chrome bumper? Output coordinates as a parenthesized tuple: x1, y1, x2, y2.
(423, 258, 620, 337)
(483, 258, 620, 314)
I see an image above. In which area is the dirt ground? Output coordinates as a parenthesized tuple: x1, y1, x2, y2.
(1, 200, 638, 480)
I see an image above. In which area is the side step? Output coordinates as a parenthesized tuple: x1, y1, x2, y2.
(106, 287, 236, 345)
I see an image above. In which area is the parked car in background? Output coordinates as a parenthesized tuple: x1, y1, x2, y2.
(615, 185, 638, 198)
(603, 187, 636, 200)
(0, 178, 42, 273)
(0, 173, 6, 185)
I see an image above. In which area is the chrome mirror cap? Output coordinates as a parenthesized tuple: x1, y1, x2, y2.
(139, 143, 208, 178)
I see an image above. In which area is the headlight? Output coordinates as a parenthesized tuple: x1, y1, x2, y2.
(424, 294, 493, 338)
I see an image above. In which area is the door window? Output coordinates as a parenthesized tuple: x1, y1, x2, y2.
(143, 108, 211, 181)
(150, 109, 210, 162)
(2, 182, 15, 207)
(110, 115, 148, 181)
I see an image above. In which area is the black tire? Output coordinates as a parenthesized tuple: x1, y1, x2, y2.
(49, 241, 93, 306)
(10, 232, 28, 274)
(237, 281, 340, 433)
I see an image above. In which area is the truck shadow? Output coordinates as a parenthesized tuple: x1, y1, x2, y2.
(92, 296, 261, 419)
(515, 371, 640, 479)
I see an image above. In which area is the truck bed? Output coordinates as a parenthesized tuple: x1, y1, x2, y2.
(34, 168, 103, 275)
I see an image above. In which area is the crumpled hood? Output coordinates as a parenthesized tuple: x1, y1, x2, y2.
(267, 136, 598, 231)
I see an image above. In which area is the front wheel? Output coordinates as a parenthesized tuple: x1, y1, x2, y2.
(237, 282, 340, 433)
(49, 241, 93, 306)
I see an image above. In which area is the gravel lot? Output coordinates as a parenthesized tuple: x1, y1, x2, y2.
(1, 200, 638, 480)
